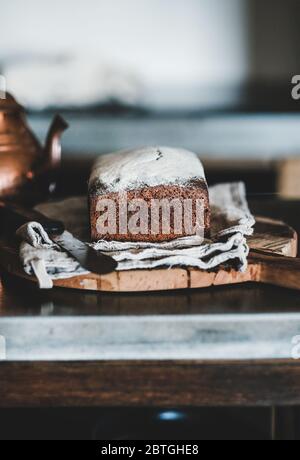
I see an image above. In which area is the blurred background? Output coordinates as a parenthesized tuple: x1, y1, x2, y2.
(1, 0, 300, 167)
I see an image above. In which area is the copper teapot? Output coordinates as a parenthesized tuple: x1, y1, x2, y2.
(0, 93, 68, 200)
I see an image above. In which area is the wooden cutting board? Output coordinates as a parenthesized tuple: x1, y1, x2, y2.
(0, 216, 299, 292)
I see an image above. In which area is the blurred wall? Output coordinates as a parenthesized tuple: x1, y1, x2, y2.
(1, 0, 248, 109)
(1, 0, 300, 109)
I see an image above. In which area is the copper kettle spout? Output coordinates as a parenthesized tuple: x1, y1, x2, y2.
(45, 115, 69, 170)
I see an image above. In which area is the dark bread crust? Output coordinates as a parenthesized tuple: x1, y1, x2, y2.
(90, 181, 210, 242)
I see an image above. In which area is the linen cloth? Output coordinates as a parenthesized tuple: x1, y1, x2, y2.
(17, 182, 255, 289)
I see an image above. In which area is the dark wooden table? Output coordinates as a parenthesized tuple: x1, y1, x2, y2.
(0, 197, 300, 416)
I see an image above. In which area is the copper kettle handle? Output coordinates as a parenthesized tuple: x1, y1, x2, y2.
(45, 115, 69, 170)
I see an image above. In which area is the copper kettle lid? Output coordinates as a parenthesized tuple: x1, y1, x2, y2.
(0, 92, 24, 112)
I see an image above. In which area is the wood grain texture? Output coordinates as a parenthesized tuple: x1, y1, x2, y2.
(1, 360, 300, 408)
(0, 217, 297, 292)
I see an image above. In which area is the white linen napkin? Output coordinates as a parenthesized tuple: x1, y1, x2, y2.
(16, 182, 255, 289)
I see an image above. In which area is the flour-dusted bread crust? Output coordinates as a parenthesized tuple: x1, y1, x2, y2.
(89, 146, 210, 242)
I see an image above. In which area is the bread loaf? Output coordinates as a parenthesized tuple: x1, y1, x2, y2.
(89, 146, 210, 242)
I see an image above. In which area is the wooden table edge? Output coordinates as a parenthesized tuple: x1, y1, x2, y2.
(1, 359, 300, 408)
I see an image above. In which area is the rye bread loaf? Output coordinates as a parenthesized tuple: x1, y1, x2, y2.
(89, 146, 210, 242)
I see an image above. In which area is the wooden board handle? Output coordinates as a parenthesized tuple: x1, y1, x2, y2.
(250, 251, 300, 291)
